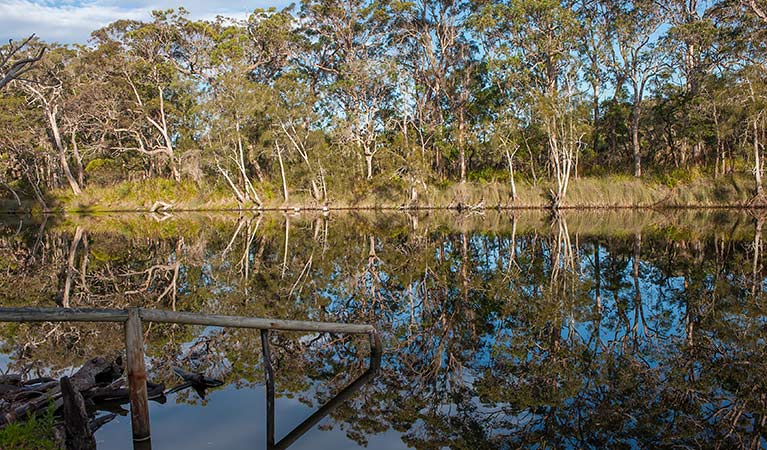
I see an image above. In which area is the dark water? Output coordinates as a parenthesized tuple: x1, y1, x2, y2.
(1, 210, 767, 449)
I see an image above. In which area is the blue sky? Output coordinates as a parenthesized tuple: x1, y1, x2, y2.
(0, 0, 291, 43)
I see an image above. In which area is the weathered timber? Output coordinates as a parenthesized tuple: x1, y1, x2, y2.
(71, 357, 122, 391)
(89, 413, 117, 433)
(171, 367, 223, 388)
(138, 308, 375, 334)
(0, 307, 376, 335)
(89, 381, 165, 402)
(61, 376, 96, 450)
(0, 306, 381, 450)
(0, 307, 128, 322)
(0, 374, 21, 385)
(0, 391, 62, 426)
(269, 330, 383, 450)
(125, 308, 150, 442)
(0, 357, 116, 426)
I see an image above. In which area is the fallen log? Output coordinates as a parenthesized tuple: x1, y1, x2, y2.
(0, 357, 118, 426)
(89, 381, 165, 402)
(89, 413, 117, 433)
(166, 367, 223, 399)
(171, 367, 223, 388)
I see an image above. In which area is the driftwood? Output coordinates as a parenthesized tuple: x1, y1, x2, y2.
(166, 367, 223, 399)
(61, 376, 96, 450)
(89, 381, 165, 402)
(0, 358, 117, 426)
(0, 356, 165, 447)
(149, 200, 174, 212)
(171, 367, 223, 389)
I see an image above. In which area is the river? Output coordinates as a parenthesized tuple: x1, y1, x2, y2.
(1, 209, 765, 449)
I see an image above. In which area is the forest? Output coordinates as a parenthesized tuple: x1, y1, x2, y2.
(0, 0, 766, 210)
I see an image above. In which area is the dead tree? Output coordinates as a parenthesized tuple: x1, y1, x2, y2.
(0, 35, 45, 90)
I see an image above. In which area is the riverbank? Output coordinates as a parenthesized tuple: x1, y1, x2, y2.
(3, 173, 762, 213)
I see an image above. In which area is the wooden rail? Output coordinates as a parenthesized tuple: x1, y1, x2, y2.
(0, 307, 382, 449)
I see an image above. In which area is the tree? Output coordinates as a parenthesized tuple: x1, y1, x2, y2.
(94, 10, 198, 182)
(0, 35, 45, 91)
(21, 46, 84, 196)
(485, 0, 588, 206)
(299, 0, 394, 181)
(604, 0, 665, 177)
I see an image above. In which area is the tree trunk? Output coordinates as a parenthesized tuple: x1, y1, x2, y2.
(61, 376, 96, 450)
(46, 109, 82, 196)
(632, 105, 642, 177)
(505, 147, 517, 201)
(70, 131, 84, 188)
(365, 152, 373, 180)
(459, 106, 467, 183)
(276, 146, 289, 204)
(61, 226, 83, 308)
(756, 118, 763, 197)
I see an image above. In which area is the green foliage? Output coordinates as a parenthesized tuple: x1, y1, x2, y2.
(84, 158, 122, 186)
(1, 1, 767, 210)
(0, 403, 57, 450)
(468, 167, 506, 183)
(655, 167, 703, 188)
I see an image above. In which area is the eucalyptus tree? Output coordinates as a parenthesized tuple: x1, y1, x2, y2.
(0, 91, 48, 206)
(472, 4, 526, 200)
(714, 0, 767, 195)
(0, 35, 45, 91)
(207, 70, 266, 206)
(387, 0, 476, 182)
(297, 0, 394, 181)
(484, 0, 588, 206)
(268, 74, 327, 203)
(575, 0, 609, 166)
(20, 45, 85, 196)
(603, 0, 666, 177)
(659, 1, 730, 170)
(94, 10, 198, 182)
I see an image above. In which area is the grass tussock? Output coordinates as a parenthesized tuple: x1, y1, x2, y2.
(0, 403, 58, 450)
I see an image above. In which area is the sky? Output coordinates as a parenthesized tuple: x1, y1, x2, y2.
(0, 0, 290, 44)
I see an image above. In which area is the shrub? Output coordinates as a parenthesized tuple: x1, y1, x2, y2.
(0, 403, 58, 450)
(85, 158, 123, 186)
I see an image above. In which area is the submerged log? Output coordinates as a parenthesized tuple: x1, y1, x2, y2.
(171, 367, 223, 388)
(0, 357, 120, 426)
(89, 381, 165, 403)
(167, 367, 223, 399)
(89, 413, 117, 433)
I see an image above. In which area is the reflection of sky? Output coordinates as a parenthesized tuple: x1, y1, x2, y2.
(1, 212, 766, 449)
(95, 383, 409, 450)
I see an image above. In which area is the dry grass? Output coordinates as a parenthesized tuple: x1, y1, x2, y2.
(16, 173, 763, 213)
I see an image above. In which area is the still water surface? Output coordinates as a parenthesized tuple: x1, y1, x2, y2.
(1, 210, 766, 449)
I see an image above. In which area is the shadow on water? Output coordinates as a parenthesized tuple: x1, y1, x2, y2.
(1, 209, 767, 449)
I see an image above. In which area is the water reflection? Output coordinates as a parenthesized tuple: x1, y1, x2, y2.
(0, 210, 766, 449)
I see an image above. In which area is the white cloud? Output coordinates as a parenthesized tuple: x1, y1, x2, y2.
(0, 0, 290, 44)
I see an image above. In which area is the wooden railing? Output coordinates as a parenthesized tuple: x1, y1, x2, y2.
(0, 307, 382, 449)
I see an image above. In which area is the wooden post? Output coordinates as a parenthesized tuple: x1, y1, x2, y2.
(261, 329, 275, 449)
(0, 306, 380, 450)
(125, 308, 151, 444)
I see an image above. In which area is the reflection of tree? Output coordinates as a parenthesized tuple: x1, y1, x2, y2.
(0, 211, 767, 448)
